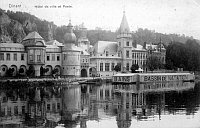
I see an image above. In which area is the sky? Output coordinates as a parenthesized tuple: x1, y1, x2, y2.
(1, 0, 200, 39)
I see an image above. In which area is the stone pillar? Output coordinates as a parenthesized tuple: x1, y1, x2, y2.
(34, 65, 41, 77)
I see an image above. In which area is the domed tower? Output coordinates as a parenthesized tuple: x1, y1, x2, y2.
(22, 31, 46, 76)
(117, 11, 133, 72)
(62, 20, 81, 76)
(77, 23, 90, 52)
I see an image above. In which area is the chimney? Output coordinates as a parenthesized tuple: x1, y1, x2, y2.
(143, 42, 147, 49)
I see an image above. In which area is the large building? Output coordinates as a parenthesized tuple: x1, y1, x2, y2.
(89, 11, 166, 77)
(0, 12, 165, 78)
(0, 20, 90, 77)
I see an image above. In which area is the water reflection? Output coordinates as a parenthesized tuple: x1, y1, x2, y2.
(0, 81, 199, 128)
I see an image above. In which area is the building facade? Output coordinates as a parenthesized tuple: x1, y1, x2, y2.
(0, 20, 89, 77)
(0, 12, 165, 78)
(89, 11, 166, 77)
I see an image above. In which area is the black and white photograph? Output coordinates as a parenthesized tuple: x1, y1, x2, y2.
(0, 0, 200, 127)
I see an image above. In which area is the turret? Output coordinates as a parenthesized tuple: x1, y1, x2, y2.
(64, 20, 77, 45)
(117, 11, 133, 72)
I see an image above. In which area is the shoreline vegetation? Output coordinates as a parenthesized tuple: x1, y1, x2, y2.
(0, 76, 105, 89)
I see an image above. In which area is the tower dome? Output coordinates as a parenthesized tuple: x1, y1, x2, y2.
(64, 20, 76, 44)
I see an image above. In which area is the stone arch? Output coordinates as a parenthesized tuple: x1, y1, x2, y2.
(27, 65, 35, 77)
(0, 65, 8, 77)
(19, 65, 27, 76)
(45, 65, 53, 76)
(89, 67, 97, 77)
(10, 65, 18, 76)
(40, 66, 44, 76)
(81, 68, 87, 77)
(54, 65, 61, 75)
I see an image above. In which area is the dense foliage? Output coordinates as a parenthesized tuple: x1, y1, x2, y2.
(0, 9, 196, 46)
(1, 9, 200, 72)
(131, 64, 139, 73)
(166, 39, 200, 71)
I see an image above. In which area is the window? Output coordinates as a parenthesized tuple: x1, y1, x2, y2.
(126, 41, 129, 46)
(0, 53, 4, 61)
(132, 53, 135, 58)
(37, 55, 41, 61)
(126, 50, 129, 58)
(30, 55, 33, 61)
(14, 53, 17, 61)
(57, 54, 60, 61)
(105, 63, 110, 71)
(6, 53, 10, 60)
(100, 63, 103, 71)
(47, 104, 51, 111)
(111, 63, 115, 70)
(7, 107, 11, 116)
(14, 106, 18, 115)
(57, 103, 60, 110)
(126, 63, 129, 71)
(100, 90, 103, 99)
(63, 54, 67, 60)
(35, 49, 41, 62)
(106, 51, 109, 56)
(22, 106, 25, 114)
(30, 50, 33, 61)
(47, 54, 50, 61)
(21, 54, 24, 61)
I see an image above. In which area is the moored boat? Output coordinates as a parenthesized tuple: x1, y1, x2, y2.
(112, 72, 195, 84)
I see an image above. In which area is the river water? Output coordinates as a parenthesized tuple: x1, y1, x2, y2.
(0, 81, 200, 128)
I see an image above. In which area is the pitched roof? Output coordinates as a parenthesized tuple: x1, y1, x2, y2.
(118, 11, 130, 33)
(23, 31, 43, 41)
(46, 40, 64, 46)
(93, 41, 118, 54)
(0, 43, 24, 48)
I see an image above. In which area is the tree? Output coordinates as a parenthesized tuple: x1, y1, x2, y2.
(6, 68, 14, 77)
(166, 42, 188, 70)
(166, 40, 200, 71)
(131, 64, 139, 73)
(26, 66, 35, 77)
(114, 64, 121, 72)
(40, 67, 49, 76)
(146, 56, 161, 71)
(185, 39, 200, 71)
(52, 68, 59, 75)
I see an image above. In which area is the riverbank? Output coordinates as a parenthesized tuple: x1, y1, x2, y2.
(0, 76, 112, 88)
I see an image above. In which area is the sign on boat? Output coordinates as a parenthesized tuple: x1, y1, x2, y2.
(112, 72, 195, 84)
